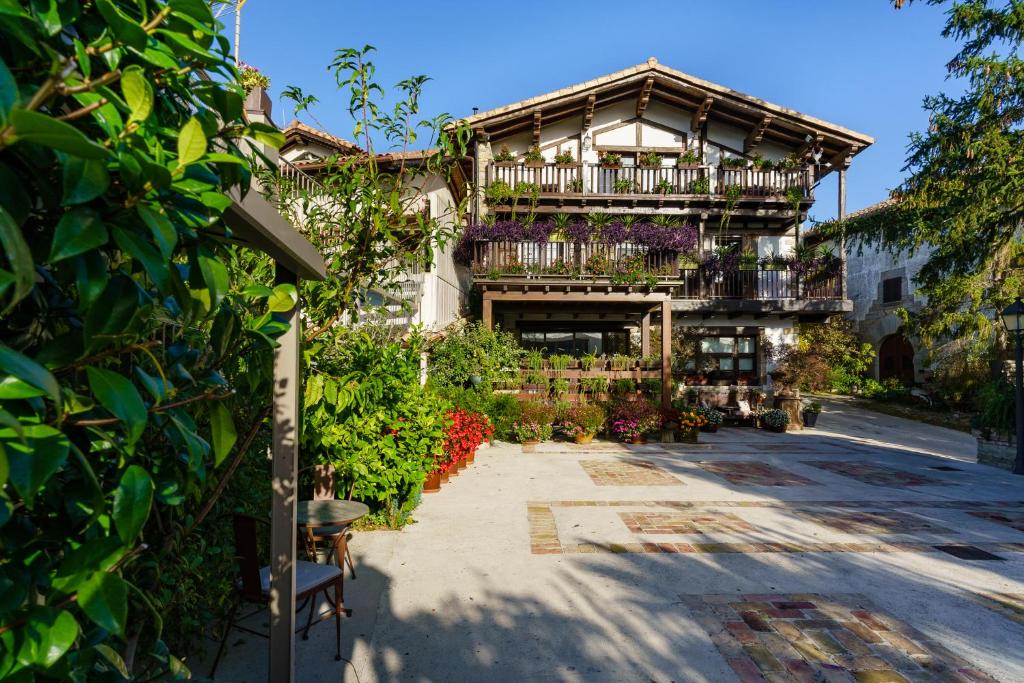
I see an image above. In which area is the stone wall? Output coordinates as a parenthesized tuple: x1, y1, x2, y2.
(976, 438, 1017, 471)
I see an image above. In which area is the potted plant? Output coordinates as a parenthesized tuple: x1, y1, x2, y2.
(554, 149, 577, 167)
(493, 144, 516, 165)
(567, 177, 584, 192)
(722, 156, 748, 169)
(642, 354, 661, 369)
(582, 376, 609, 395)
(687, 176, 710, 194)
(669, 408, 707, 443)
(610, 354, 632, 371)
(677, 150, 701, 168)
(524, 370, 548, 394)
(512, 420, 551, 447)
(562, 403, 606, 444)
(600, 152, 622, 168)
(654, 178, 674, 195)
(609, 400, 662, 444)
(612, 378, 637, 395)
(739, 249, 759, 271)
(639, 150, 661, 168)
(678, 252, 700, 270)
(757, 408, 790, 433)
(524, 145, 545, 167)
(696, 406, 724, 433)
(802, 401, 822, 427)
(526, 349, 545, 370)
(613, 178, 636, 194)
(580, 351, 598, 371)
(777, 154, 801, 171)
(549, 354, 572, 376)
(515, 400, 556, 446)
(552, 378, 570, 397)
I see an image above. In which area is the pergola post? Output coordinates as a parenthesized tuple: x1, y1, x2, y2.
(640, 311, 651, 358)
(660, 298, 672, 410)
(482, 295, 493, 330)
(268, 266, 300, 683)
(837, 167, 848, 297)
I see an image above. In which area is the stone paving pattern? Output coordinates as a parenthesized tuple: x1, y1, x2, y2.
(969, 510, 1024, 532)
(802, 461, 948, 487)
(578, 459, 682, 486)
(698, 461, 815, 486)
(683, 593, 998, 682)
(619, 511, 753, 534)
(796, 510, 952, 535)
(970, 592, 1024, 624)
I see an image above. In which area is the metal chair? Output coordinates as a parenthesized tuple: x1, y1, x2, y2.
(301, 524, 357, 578)
(209, 514, 349, 677)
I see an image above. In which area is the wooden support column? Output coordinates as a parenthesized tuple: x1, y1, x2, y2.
(269, 266, 299, 683)
(838, 167, 848, 298)
(661, 298, 672, 410)
(482, 295, 493, 330)
(640, 312, 651, 357)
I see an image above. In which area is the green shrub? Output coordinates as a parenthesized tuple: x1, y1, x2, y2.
(489, 394, 522, 441)
(976, 379, 1014, 436)
(428, 322, 523, 390)
(519, 399, 557, 426)
(828, 367, 861, 394)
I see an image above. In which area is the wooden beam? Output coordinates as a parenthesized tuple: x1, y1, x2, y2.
(796, 133, 823, 160)
(532, 109, 541, 146)
(744, 115, 773, 154)
(641, 312, 651, 357)
(582, 94, 596, 130)
(483, 290, 669, 304)
(661, 299, 672, 410)
(636, 77, 654, 118)
(827, 145, 858, 171)
(691, 95, 713, 132)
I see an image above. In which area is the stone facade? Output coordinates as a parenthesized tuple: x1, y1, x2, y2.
(976, 437, 1017, 471)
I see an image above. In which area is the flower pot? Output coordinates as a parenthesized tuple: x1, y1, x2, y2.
(467, 450, 476, 464)
(629, 436, 648, 445)
(449, 463, 459, 476)
(601, 164, 622, 170)
(701, 424, 719, 433)
(802, 411, 819, 428)
(458, 457, 467, 471)
(677, 429, 699, 444)
(574, 433, 595, 445)
(424, 470, 442, 493)
(556, 163, 580, 169)
(767, 424, 786, 433)
(525, 161, 545, 168)
(469, 374, 482, 386)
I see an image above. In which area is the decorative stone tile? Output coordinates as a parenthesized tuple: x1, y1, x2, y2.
(970, 592, 1024, 624)
(699, 461, 815, 486)
(796, 510, 952, 535)
(802, 461, 946, 487)
(682, 594, 997, 683)
(968, 510, 1024, 532)
(578, 459, 682, 486)
(619, 511, 752, 534)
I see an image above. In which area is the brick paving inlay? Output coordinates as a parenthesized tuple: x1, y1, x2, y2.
(698, 461, 815, 486)
(578, 460, 682, 486)
(970, 592, 1024, 624)
(968, 510, 1024, 532)
(802, 461, 947, 487)
(797, 510, 952, 535)
(619, 511, 752, 534)
(682, 593, 998, 682)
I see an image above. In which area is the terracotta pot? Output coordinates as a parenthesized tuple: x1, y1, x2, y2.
(423, 470, 442, 493)
(574, 433, 595, 445)
(467, 450, 476, 463)
(441, 468, 450, 483)
(458, 458, 467, 471)
(629, 436, 648, 445)
(449, 463, 459, 477)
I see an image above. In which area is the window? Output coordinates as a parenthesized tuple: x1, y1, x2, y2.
(518, 330, 630, 356)
(683, 333, 758, 385)
(882, 277, 902, 304)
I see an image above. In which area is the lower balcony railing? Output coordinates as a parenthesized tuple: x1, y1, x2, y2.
(470, 240, 843, 300)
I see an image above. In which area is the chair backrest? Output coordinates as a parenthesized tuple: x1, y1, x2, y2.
(232, 514, 265, 602)
(736, 400, 752, 416)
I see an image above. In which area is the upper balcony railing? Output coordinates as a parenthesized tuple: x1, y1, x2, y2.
(470, 240, 843, 300)
(485, 162, 812, 203)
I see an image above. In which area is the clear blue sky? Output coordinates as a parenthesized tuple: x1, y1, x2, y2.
(231, 1, 960, 221)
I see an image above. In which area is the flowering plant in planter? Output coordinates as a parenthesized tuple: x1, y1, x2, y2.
(608, 400, 662, 441)
(512, 420, 552, 443)
(554, 149, 576, 165)
(494, 144, 516, 162)
(757, 408, 790, 431)
(441, 408, 494, 469)
(239, 62, 270, 93)
(561, 403, 607, 442)
(695, 406, 724, 429)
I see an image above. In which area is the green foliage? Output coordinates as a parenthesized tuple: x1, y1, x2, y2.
(488, 394, 521, 441)
(0, 0, 286, 676)
(428, 322, 523, 391)
(798, 318, 876, 393)
(975, 378, 1014, 437)
(825, 1, 1024, 342)
(861, 377, 910, 402)
(549, 354, 572, 374)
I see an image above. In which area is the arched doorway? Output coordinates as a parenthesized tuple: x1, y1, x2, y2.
(878, 334, 915, 384)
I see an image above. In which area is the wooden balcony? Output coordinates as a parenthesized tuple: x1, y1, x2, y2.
(485, 162, 813, 209)
(470, 240, 844, 302)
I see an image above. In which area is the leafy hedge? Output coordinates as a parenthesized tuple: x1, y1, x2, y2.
(0, 1, 290, 678)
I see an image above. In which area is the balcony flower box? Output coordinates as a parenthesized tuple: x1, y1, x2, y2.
(494, 160, 517, 167)
(524, 160, 545, 168)
(555, 162, 580, 169)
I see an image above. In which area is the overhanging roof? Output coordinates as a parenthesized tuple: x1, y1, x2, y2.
(463, 57, 874, 174)
(224, 187, 327, 280)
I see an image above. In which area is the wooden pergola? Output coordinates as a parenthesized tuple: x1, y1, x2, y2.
(481, 288, 673, 409)
(222, 187, 327, 683)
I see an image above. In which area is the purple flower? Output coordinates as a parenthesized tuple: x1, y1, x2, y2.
(525, 220, 555, 243)
(599, 221, 628, 243)
(566, 220, 591, 243)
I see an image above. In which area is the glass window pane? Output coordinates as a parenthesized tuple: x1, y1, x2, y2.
(738, 337, 756, 353)
(521, 332, 544, 347)
(576, 331, 602, 356)
(718, 337, 736, 352)
(719, 357, 734, 371)
(738, 357, 754, 371)
(701, 337, 734, 353)
(546, 332, 573, 355)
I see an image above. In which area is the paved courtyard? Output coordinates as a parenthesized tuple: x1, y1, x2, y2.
(208, 400, 1024, 682)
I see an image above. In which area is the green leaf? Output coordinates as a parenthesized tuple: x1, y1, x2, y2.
(169, 0, 213, 23)
(77, 572, 128, 635)
(176, 117, 206, 167)
(196, 250, 228, 310)
(0, 205, 33, 315)
(0, 55, 16, 126)
(0, 376, 46, 399)
(94, 0, 147, 50)
(112, 227, 170, 292)
(1, 424, 69, 505)
(9, 109, 107, 159)
(120, 66, 153, 123)
(17, 608, 78, 670)
(94, 644, 130, 678)
(208, 401, 236, 466)
(244, 121, 286, 149)
(136, 205, 177, 260)
(30, 0, 61, 36)
(86, 367, 147, 445)
(48, 209, 107, 262)
(73, 251, 108, 309)
(52, 538, 124, 594)
(83, 275, 143, 353)
(267, 283, 297, 312)
(61, 157, 110, 205)
(202, 152, 246, 165)
(113, 465, 153, 542)
(0, 343, 61, 405)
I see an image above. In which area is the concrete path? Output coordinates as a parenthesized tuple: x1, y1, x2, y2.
(206, 403, 1024, 682)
